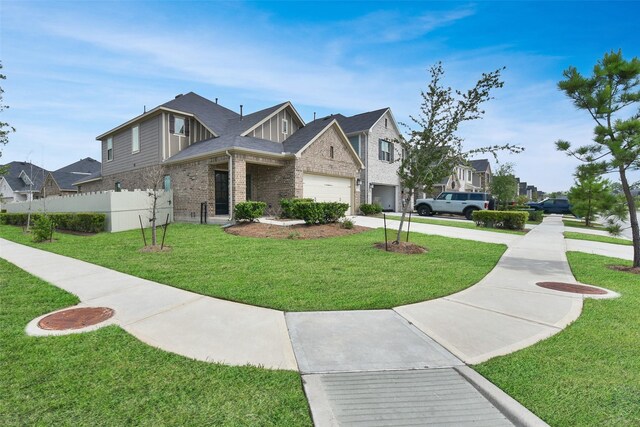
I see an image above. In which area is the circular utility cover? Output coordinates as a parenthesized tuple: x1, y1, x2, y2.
(536, 282, 607, 295)
(38, 307, 115, 330)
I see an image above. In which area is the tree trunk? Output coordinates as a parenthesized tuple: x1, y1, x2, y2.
(619, 166, 640, 267)
(394, 189, 414, 243)
(151, 195, 157, 246)
(586, 188, 592, 227)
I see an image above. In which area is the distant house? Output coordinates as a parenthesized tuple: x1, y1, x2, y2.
(76, 92, 365, 220)
(42, 158, 101, 197)
(469, 159, 492, 192)
(0, 161, 48, 203)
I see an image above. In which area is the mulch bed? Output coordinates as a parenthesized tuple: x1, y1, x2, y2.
(608, 264, 640, 275)
(140, 245, 172, 253)
(374, 241, 427, 254)
(225, 222, 368, 239)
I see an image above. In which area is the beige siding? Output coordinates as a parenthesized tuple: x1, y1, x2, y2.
(249, 107, 303, 143)
(161, 113, 214, 160)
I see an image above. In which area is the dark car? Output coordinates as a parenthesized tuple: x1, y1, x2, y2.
(526, 198, 574, 215)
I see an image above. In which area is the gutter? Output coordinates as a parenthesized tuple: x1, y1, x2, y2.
(226, 150, 233, 221)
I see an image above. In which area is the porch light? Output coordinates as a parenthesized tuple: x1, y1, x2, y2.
(356, 178, 362, 186)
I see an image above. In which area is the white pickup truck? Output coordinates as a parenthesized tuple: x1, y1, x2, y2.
(414, 191, 494, 220)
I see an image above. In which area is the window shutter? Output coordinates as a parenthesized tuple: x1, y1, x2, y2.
(169, 114, 175, 133)
(389, 142, 394, 162)
(378, 140, 383, 160)
(184, 118, 190, 137)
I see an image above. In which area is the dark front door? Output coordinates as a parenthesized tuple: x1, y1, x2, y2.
(215, 171, 229, 215)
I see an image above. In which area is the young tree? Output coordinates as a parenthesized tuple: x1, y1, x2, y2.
(555, 50, 640, 266)
(142, 164, 168, 246)
(567, 164, 616, 227)
(1, 61, 15, 174)
(489, 163, 518, 209)
(395, 62, 522, 242)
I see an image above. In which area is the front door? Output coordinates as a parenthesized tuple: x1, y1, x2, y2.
(215, 171, 229, 215)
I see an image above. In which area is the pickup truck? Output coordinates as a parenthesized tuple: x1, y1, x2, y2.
(414, 191, 494, 220)
(526, 198, 574, 215)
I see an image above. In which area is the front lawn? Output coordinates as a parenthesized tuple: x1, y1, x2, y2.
(563, 219, 606, 230)
(475, 252, 640, 426)
(0, 259, 311, 426)
(564, 231, 632, 246)
(385, 215, 527, 235)
(0, 223, 506, 311)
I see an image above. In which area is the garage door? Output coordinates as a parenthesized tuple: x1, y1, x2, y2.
(303, 174, 352, 214)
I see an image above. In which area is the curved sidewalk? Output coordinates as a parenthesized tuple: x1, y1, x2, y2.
(395, 215, 585, 364)
(0, 237, 298, 370)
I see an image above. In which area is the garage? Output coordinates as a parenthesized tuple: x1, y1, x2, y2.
(372, 184, 396, 211)
(303, 173, 353, 214)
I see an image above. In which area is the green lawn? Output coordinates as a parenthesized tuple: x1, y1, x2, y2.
(385, 215, 527, 235)
(564, 231, 633, 246)
(0, 223, 505, 311)
(563, 219, 606, 230)
(475, 252, 640, 426)
(0, 259, 311, 426)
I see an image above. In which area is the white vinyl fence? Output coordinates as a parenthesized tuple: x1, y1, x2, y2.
(3, 189, 173, 232)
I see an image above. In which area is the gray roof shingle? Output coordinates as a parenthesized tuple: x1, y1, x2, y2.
(0, 161, 48, 192)
(469, 159, 490, 172)
(161, 92, 240, 135)
(166, 134, 285, 164)
(334, 108, 389, 134)
(221, 102, 288, 136)
(72, 170, 102, 186)
(55, 157, 101, 174)
(282, 117, 336, 154)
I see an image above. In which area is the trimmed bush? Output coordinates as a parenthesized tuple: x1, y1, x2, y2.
(32, 215, 54, 242)
(524, 209, 543, 222)
(472, 210, 529, 230)
(360, 203, 382, 216)
(234, 201, 267, 222)
(290, 201, 349, 225)
(0, 212, 106, 233)
(279, 198, 314, 219)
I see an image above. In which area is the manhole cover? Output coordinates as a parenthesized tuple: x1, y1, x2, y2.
(536, 282, 607, 295)
(38, 307, 115, 330)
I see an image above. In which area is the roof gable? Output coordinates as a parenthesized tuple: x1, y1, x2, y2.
(334, 108, 390, 134)
(0, 161, 48, 192)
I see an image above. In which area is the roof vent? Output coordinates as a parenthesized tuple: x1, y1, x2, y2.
(240, 105, 243, 119)
(215, 98, 218, 104)
(175, 94, 183, 99)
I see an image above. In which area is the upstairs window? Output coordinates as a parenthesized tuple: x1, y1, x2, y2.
(378, 139, 393, 162)
(169, 114, 189, 136)
(282, 118, 288, 134)
(468, 170, 472, 180)
(348, 135, 360, 156)
(330, 146, 334, 159)
(107, 137, 113, 161)
(132, 125, 140, 153)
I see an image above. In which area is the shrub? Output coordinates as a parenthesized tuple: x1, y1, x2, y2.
(360, 203, 382, 216)
(526, 210, 543, 222)
(341, 219, 354, 229)
(0, 212, 106, 233)
(32, 215, 54, 242)
(472, 210, 529, 230)
(280, 198, 314, 219)
(234, 201, 267, 222)
(292, 201, 349, 225)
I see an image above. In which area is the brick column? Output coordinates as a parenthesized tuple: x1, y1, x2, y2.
(231, 154, 246, 217)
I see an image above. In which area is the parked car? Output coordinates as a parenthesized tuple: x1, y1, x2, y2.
(526, 198, 574, 215)
(414, 191, 494, 220)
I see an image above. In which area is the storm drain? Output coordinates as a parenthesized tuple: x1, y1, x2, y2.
(536, 281, 607, 295)
(38, 307, 115, 330)
(304, 369, 513, 426)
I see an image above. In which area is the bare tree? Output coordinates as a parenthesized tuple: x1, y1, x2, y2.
(141, 164, 167, 246)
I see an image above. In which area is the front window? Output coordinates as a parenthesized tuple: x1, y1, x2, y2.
(282, 119, 288, 134)
(468, 170, 472, 180)
(349, 135, 360, 156)
(379, 139, 392, 162)
(115, 181, 121, 192)
(174, 116, 185, 135)
(107, 137, 113, 161)
(163, 175, 171, 191)
(132, 125, 140, 153)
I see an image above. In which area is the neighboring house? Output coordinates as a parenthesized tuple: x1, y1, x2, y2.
(76, 92, 364, 220)
(431, 164, 477, 195)
(0, 161, 48, 204)
(332, 108, 403, 211)
(469, 159, 492, 192)
(42, 157, 101, 197)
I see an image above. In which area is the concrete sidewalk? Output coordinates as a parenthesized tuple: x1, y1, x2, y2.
(566, 238, 633, 260)
(395, 216, 585, 364)
(0, 238, 297, 370)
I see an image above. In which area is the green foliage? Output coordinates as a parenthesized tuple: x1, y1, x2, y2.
(0, 61, 15, 164)
(340, 219, 354, 229)
(472, 210, 528, 230)
(567, 164, 616, 226)
(556, 50, 640, 265)
(31, 215, 53, 242)
(359, 203, 383, 215)
(293, 201, 349, 224)
(279, 198, 314, 218)
(233, 201, 267, 222)
(0, 212, 106, 233)
(526, 209, 544, 222)
(489, 163, 519, 209)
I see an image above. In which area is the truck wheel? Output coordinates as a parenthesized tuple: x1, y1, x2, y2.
(464, 207, 478, 220)
(417, 205, 431, 216)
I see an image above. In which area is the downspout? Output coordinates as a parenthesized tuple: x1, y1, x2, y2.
(226, 150, 233, 221)
(364, 132, 369, 204)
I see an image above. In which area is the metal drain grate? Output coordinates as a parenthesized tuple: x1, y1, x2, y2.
(536, 282, 607, 295)
(38, 307, 115, 330)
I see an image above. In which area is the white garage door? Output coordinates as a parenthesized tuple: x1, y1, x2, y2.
(303, 174, 352, 214)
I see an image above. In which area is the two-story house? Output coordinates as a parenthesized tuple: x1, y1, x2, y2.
(469, 159, 492, 192)
(76, 92, 364, 220)
(0, 161, 48, 203)
(333, 108, 403, 212)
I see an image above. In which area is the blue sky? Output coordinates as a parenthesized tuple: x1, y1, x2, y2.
(1, 0, 638, 191)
